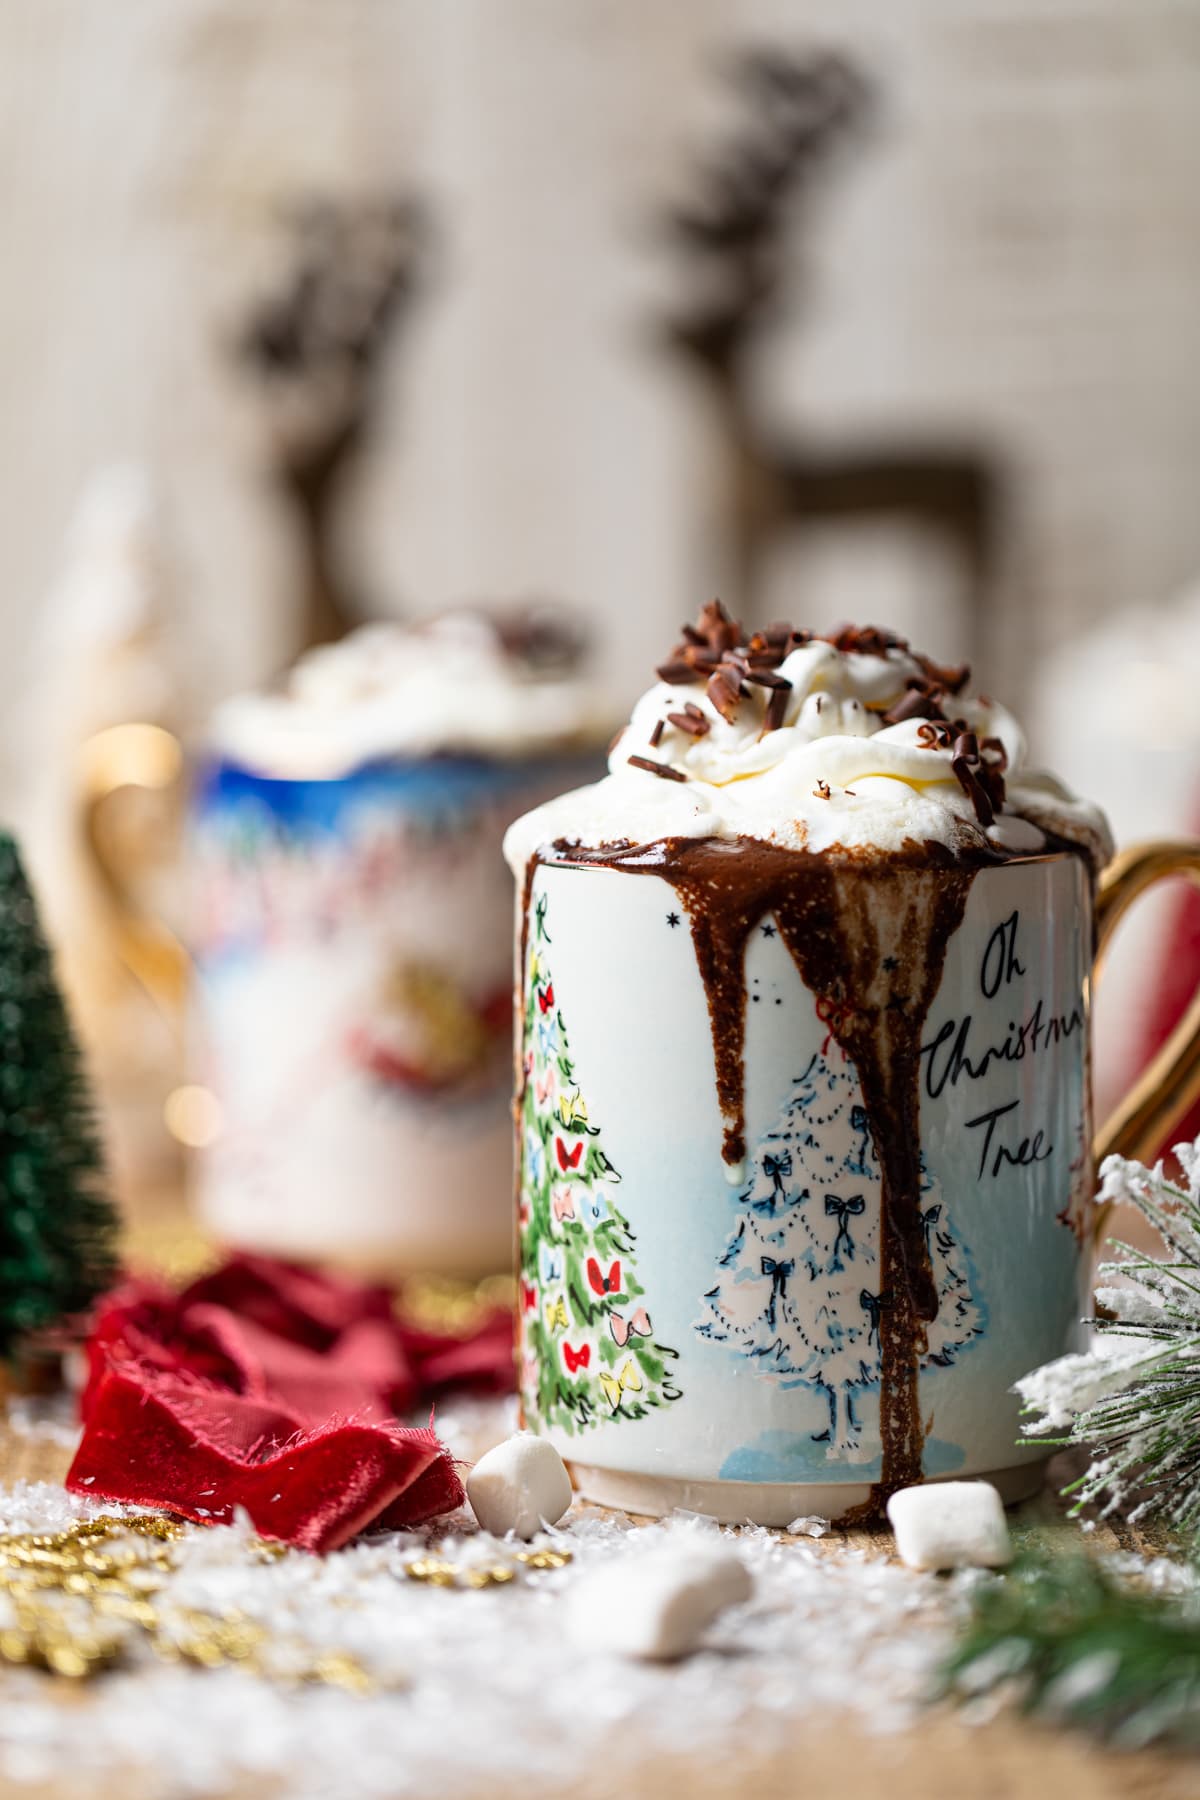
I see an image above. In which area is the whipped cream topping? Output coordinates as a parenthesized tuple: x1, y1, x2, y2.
(505, 609, 1112, 869)
(210, 611, 608, 778)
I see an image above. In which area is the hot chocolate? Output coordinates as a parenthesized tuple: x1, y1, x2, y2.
(505, 605, 1112, 1521)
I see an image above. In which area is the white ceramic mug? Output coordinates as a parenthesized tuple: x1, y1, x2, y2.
(191, 748, 599, 1278)
(514, 840, 1200, 1523)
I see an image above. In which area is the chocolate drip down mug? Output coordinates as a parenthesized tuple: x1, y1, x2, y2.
(504, 608, 1200, 1523)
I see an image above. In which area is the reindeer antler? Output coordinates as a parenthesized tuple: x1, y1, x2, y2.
(660, 48, 872, 365)
(238, 194, 431, 650)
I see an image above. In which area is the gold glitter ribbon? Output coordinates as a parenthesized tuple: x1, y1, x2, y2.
(402, 1545, 572, 1589)
(0, 1514, 571, 1684)
(394, 1273, 515, 1335)
(0, 1514, 373, 1687)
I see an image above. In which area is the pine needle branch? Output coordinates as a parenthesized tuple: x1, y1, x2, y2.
(939, 1551, 1200, 1749)
(1016, 1137, 1200, 1533)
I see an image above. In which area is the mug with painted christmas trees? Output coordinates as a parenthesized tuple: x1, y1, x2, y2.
(504, 608, 1200, 1523)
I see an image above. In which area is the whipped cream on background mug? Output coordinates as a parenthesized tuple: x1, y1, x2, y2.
(505, 607, 1200, 1523)
(191, 612, 607, 1278)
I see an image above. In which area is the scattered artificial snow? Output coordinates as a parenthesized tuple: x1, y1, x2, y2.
(0, 1475, 972, 1798)
(787, 1516, 830, 1539)
(4, 1395, 80, 1449)
(0, 1479, 120, 1536)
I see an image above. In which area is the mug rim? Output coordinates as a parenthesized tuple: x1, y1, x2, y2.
(198, 742, 607, 791)
(530, 843, 1091, 874)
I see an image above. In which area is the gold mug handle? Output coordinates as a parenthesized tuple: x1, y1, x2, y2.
(1093, 839, 1200, 1179)
(78, 721, 192, 1029)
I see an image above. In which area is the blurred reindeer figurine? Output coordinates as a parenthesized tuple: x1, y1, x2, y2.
(239, 195, 430, 654)
(658, 49, 1002, 657)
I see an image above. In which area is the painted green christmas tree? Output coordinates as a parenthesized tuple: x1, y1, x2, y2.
(517, 895, 680, 1435)
(0, 831, 116, 1366)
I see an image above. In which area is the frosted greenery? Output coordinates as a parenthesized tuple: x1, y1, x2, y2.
(942, 1551, 1200, 1749)
(1017, 1136, 1200, 1532)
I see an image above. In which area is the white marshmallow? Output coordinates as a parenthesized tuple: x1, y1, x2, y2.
(886, 1480, 1013, 1571)
(466, 1432, 573, 1540)
(567, 1541, 753, 1661)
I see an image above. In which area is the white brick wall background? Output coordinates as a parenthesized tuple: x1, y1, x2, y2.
(0, 0, 1196, 790)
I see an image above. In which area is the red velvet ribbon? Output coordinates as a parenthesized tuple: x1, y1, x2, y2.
(66, 1254, 515, 1553)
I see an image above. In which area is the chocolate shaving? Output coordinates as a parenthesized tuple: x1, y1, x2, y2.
(915, 654, 970, 695)
(883, 686, 939, 727)
(628, 754, 688, 783)
(491, 605, 589, 676)
(649, 719, 665, 748)
(695, 599, 742, 654)
(667, 704, 711, 738)
(745, 633, 786, 670)
(656, 657, 701, 686)
(707, 664, 744, 723)
(827, 623, 908, 658)
(813, 779, 831, 800)
(742, 667, 792, 692)
(951, 755, 994, 828)
(943, 725, 1002, 826)
(978, 760, 1006, 812)
(763, 686, 789, 733)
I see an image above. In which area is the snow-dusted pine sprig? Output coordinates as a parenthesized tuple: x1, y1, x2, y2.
(940, 1552, 1200, 1749)
(1016, 1137, 1200, 1533)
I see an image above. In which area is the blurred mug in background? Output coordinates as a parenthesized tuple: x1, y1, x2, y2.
(189, 610, 608, 1279)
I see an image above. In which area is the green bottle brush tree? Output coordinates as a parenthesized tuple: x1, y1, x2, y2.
(0, 830, 116, 1377)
